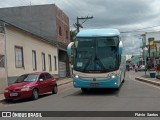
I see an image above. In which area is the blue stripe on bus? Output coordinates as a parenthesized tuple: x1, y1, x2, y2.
(73, 77, 121, 88)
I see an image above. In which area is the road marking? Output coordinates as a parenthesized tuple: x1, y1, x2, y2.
(129, 74, 160, 90)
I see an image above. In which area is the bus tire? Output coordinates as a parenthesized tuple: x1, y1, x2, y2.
(122, 79, 125, 83)
(81, 88, 88, 93)
(122, 72, 125, 83)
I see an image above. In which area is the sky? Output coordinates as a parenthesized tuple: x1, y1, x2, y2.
(1, 0, 160, 56)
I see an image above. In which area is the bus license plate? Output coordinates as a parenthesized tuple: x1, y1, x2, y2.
(10, 93, 18, 97)
(90, 83, 99, 87)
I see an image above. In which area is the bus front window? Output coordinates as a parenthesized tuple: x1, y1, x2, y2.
(74, 37, 119, 72)
(74, 38, 94, 71)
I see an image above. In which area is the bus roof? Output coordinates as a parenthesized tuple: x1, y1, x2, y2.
(76, 28, 120, 37)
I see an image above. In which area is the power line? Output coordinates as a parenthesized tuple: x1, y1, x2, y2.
(121, 24, 160, 33)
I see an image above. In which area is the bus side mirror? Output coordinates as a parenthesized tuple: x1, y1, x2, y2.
(67, 42, 74, 57)
(118, 41, 123, 54)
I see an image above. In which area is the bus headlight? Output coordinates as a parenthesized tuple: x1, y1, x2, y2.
(114, 82, 117, 85)
(75, 75, 79, 78)
(73, 74, 79, 78)
(112, 75, 116, 78)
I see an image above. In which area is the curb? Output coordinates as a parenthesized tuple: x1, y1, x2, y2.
(57, 80, 72, 86)
(0, 99, 5, 103)
(135, 77, 160, 86)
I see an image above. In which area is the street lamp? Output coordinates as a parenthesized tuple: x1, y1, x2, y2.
(143, 47, 148, 75)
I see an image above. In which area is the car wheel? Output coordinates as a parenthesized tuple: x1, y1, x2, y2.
(52, 85, 58, 94)
(32, 89, 39, 100)
(6, 99, 12, 102)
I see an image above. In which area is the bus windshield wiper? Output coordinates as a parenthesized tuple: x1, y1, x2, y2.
(83, 56, 92, 72)
(95, 55, 106, 71)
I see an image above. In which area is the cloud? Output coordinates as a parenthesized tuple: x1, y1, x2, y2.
(1, 0, 160, 55)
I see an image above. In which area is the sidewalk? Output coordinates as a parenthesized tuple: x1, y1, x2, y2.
(0, 77, 72, 102)
(135, 76, 160, 86)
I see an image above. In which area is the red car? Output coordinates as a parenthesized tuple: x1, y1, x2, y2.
(4, 72, 57, 101)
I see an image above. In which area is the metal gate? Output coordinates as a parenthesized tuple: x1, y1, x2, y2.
(58, 61, 66, 78)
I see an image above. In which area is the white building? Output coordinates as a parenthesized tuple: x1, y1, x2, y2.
(0, 21, 58, 93)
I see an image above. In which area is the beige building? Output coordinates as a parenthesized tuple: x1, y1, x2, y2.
(0, 22, 58, 93)
(0, 4, 70, 78)
(0, 33, 8, 93)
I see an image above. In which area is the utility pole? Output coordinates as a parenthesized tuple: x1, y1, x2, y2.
(74, 16, 93, 33)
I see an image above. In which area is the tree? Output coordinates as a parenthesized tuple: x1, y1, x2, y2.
(70, 30, 77, 42)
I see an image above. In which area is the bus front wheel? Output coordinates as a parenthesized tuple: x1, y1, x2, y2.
(81, 88, 88, 93)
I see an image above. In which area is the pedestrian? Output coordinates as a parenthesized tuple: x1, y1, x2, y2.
(135, 65, 138, 72)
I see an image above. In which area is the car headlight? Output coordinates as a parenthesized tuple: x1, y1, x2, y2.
(21, 87, 30, 91)
(4, 89, 9, 93)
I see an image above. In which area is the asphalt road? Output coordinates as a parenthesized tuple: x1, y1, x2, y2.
(0, 71, 160, 120)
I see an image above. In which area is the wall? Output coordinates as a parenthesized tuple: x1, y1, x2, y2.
(55, 5, 70, 45)
(0, 33, 8, 93)
(5, 26, 58, 84)
(0, 4, 57, 43)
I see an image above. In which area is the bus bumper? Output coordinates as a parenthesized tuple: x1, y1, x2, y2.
(73, 77, 121, 88)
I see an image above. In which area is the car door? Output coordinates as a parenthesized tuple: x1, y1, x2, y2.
(44, 73, 54, 92)
(38, 73, 48, 94)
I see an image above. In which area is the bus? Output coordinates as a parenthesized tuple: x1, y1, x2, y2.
(67, 28, 126, 92)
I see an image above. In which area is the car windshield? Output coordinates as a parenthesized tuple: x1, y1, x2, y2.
(15, 74, 38, 83)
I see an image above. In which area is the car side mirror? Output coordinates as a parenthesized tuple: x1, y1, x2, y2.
(39, 79, 44, 82)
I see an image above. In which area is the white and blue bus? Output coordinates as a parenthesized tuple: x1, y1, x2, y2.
(67, 28, 126, 92)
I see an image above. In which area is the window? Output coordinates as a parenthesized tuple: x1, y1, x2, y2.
(54, 56, 57, 71)
(0, 54, 5, 68)
(32, 50, 37, 70)
(45, 73, 52, 80)
(42, 53, 46, 71)
(66, 30, 68, 39)
(48, 54, 52, 71)
(15, 46, 24, 68)
(39, 74, 46, 80)
(59, 26, 62, 36)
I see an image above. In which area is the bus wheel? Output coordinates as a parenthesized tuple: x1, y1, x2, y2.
(122, 79, 125, 83)
(81, 88, 88, 93)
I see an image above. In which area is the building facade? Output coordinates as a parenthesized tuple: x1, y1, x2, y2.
(0, 32, 8, 93)
(0, 4, 70, 78)
(0, 22, 60, 93)
(142, 31, 160, 67)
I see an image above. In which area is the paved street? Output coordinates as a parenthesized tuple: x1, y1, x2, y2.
(0, 71, 160, 119)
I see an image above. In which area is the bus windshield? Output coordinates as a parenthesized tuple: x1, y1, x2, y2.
(74, 37, 119, 72)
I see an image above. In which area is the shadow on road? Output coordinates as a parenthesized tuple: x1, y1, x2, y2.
(1, 93, 53, 105)
(82, 88, 120, 95)
(65, 88, 121, 98)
